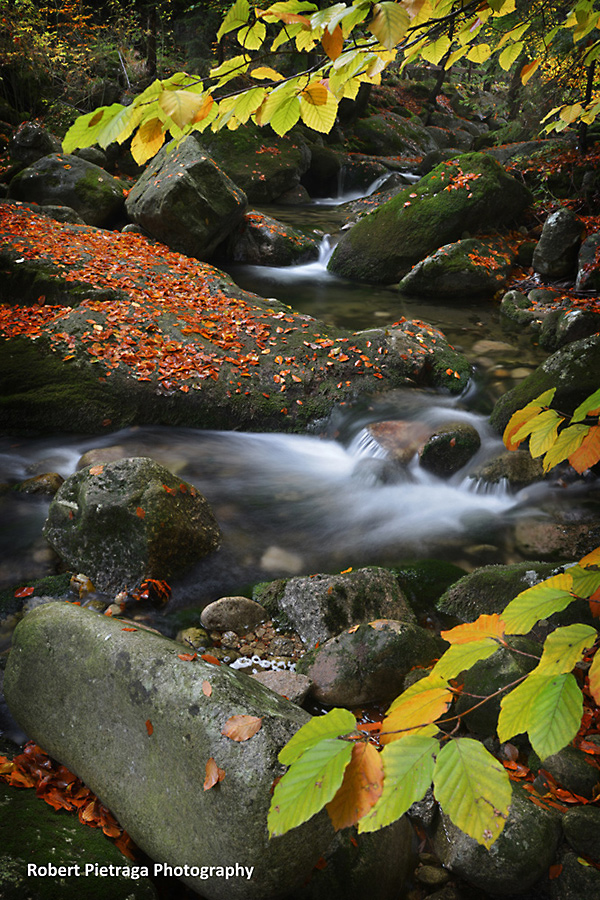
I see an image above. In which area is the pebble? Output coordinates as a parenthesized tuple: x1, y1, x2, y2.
(200, 596, 268, 633)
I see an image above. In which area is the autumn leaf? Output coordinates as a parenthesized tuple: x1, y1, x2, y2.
(178, 652, 197, 661)
(204, 757, 226, 790)
(221, 714, 263, 741)
(14, 586, 35, 598)
(89, 464, 104, 475)
(202, 680, 213, 697)
(145, 719, 154, 736)
(136, 506, 145, 518)
(201, 653, 221, 666)
(326, 741, 384, 830)
(441, 613, 506, 645)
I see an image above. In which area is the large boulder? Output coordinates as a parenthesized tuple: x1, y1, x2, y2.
(7, 153, 124, 226)
(399, 237, 516, 298)
(532, 206, 584, 278)
(328, 153, 532, 283)
(201, 124, 311, 204)
(125, 136, 247, 259)
(351, 112, 438, 157)
(43, 457, 221, 592)
(4, 602, 413, 900)
(254, 567, 416, 647)
(489, 334, 600, 434)
(224, 210, 319, 266)
(8, 121, 61, 166)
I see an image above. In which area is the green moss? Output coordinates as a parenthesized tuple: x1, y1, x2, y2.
(0, 574, 72, 620)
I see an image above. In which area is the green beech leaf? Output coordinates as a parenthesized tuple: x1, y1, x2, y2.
(368, 2, 410, 49)
(571, 388, 600, 423)
(528, 673, 583, 759)
(518, 409, 565, 458)
(270, 94, 301, 135)
(299, 88, 338, 132)
(421, 34, 452, 65)
(466, 43, 492, 64)
(542, 424, 589, 472)
(358, 733, 437, 833)
(237, 20, 267, 49)
(268, 738, 353, 836)
(433, 738, 511, 848)
(63, 104, 126, 153)
(535, 624, 597, 675)
(217, 0, 251, 41)
(502, 573, 574, 634)
(571, 564, 600, 598)
(278, 707, 356, 766)
(498, 40, 523, 70)
(432, 639, 501, 681)
(498, 672, 546, 743)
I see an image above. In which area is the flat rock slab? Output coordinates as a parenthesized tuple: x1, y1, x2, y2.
(0, 202, 469, 435)
(4, 602, 335, 900)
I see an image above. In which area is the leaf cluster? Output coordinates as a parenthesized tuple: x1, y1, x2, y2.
(267, 547, 600, 848)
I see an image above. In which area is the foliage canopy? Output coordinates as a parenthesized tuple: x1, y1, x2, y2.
(62, 0, 600, 164)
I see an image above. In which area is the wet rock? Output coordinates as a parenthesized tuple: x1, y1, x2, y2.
(251, 670, 312, 705)
(366, 420, 433, 464)
(470, 450, 544, 488)
(351, 112, 438, 157)
(296, 619, 445, 706)
(562, 806, 600, 860)
(436, 562, 563, 622)
(490, 334, 600, 435)
(8, 153, 125, 226)
(126, 136, 247, 260)
(4, 602, 413, 900)
(513, 508, 600, 561)
(399, 237, 515, 298)
(8, 121, 61, 166)
(329, 153, 532, 284)
(550, 849, 600, 900)
(254, 567, 416, 647)
(532, 207, 584, 278)
(418, 422, 481, 478)
(531, 744, 600, 800)
(224, 211, 319, 266)
(200, 597, 268, 634)
(0, 777, 158, 900)
(13, 472, 64, 495)
(43, 457, 221, 592)
(432, 784, 561, 895)
(575, 232, 600, 291)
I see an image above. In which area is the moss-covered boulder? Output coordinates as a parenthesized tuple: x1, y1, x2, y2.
(7, 154, 124, 227)
(351, 112, 438, 157)
(418, 421, 481, 477)
(328, 152, 532, 283)
(296, 618, 445, 706)
(0, 779, 158, 900)
(489, 334, 600, 434)
(8, 121, 61, 167)
(399, 237, 516, 298)
(201, 124, 310, 204)
(125, 136, 247, 260)
(43, 458, 221, 592)
(4, 602, 414, 900)
(254, 567, 416, 647)
(432, 784, 561, 895)
(223, 210, 319, 266)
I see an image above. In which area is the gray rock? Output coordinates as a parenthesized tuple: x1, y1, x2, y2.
(351, 112, 438, 157)
(550, 849, 600, 899)
(255, 567, 416, 647)
(296, 618, 445, 706)
(433, 784, 561, 895)
(329, 152, 532, 284)
(436, 562, 562, 621)
(532, 207, 584, 278)
(3, 603, 343, 899)
(8, 121, 61, 166)
(8, 153, 124, 226)
(399, 237, 515, 298)
(562, 806, 600, 859)
(513, 506, 600, 561)
(251, 670, 312, 705)
(530, 745, 600, 799)
(126, 136, 247, 259)
(575, 232, 600, 291)
(418, 421, 481, 477)
(225, 211, 319, 266)
(43, 457, 221, 592)
(470, 450, 544, 488)
(201, 596, 268, 634)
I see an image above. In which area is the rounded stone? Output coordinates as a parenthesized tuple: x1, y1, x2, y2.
(200, 596, 268, 634)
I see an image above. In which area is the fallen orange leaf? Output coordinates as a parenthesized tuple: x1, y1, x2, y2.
(221, 715, 262, 742)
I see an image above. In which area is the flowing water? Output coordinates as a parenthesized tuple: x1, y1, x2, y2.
(0, 178, 556, 602)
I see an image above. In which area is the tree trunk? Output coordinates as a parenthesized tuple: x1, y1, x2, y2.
(578, 59, 596, 154)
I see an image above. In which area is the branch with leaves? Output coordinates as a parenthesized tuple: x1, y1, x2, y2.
(267, 548, 600, 848)
(62, 0, 600, 165)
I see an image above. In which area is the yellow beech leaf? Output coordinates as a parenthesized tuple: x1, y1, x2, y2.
(326, 741, 384, 829)
(250, 66, 285, 81)
(130, 118, 165, 165)
(381, 674, 452, 743)
(301, 82, 329, 106)
(521, 59, 540, 85)
(441, 613, 506, 645)
(588, 651, 600, 705)
(159, 90, 208, 129)
(322, 23, 344, 60)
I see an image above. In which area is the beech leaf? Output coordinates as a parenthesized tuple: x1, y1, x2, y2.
(502, 573, 575, 634)
(204, 757, 226, 790)
(222, 714, 263, 741)
(326, 741, 384, 830)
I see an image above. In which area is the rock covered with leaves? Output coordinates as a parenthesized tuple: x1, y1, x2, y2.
(7, 153, 125, 227)
(224, 210, 319, 266)
(399, 237, 516, 298)
(125, 136, 248, 260)
(328, 152, 532, 284)
(43, 458, 221, 592)
(3, 601, 414, 900)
